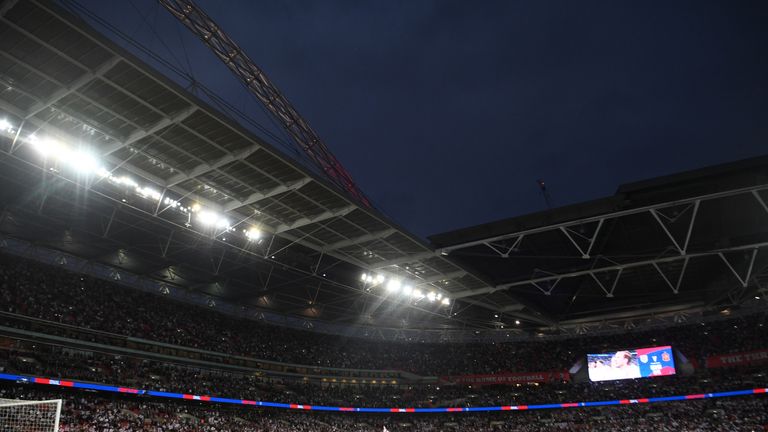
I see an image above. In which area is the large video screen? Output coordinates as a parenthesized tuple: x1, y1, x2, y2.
(587, 346, 676, 382)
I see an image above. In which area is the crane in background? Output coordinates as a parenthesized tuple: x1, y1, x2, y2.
(157, 0, 372, 207)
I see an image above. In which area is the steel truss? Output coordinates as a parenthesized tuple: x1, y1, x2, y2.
(445, 184, 768, 301)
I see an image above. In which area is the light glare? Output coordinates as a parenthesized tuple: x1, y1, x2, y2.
(245, 227, 261, 240)
(0, 118, 12, 132)
(197, 210, 219, 226)
(386, 279, 402, 293)
(67, 149, 99, 174)
(32, 137, 67, 158)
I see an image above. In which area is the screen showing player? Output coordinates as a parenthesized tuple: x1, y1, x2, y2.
(587, 346, 675, 382)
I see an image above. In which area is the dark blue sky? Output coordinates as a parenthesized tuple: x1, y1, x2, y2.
(72, 0, 768, 238)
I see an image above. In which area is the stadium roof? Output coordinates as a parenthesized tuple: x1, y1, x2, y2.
(0, 0, 497, 331)
(0, 0, 765, 339)
(430, 156, 768, 327)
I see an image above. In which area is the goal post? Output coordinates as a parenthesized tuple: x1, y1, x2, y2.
(0, 398, 62, 431)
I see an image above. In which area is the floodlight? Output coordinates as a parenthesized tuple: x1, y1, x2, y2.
(441, 298, 450, 305)
(515, 319, 521, 325)
(164, 197, 180, 208)
(427, 292, 437, 302)
(66, 149, 99, 174)
(386, 279, 402, 293)
(436, 293, 443, 300)
(412, 289, 423, 298)
(376, 274, 385, 283)
(116, 176, 138, 188)
(137, 186, 162, 201)
(361, 273, 368, 282)
(0, 118, 12, 132)
(245, 227, 262, 240)
(402, 285, 413, 296)
(32, 137, 67, 158)
(197, 210, 219, 226)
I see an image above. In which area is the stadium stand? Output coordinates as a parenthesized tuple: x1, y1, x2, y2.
(2, 252, 767, 377)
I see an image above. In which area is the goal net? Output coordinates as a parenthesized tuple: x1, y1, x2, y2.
(0, 398, 61, 431)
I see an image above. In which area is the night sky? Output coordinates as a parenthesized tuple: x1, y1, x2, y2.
(71, 0, 768, 239)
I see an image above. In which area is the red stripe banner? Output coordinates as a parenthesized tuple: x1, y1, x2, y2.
(705, 348, 768, 368)
(439, 371, 569, 386)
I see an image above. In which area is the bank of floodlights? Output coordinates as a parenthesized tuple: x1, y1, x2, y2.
(360, 272, 450, 306)
(0, 116, 263, 248)
(2, 115, 449, 306)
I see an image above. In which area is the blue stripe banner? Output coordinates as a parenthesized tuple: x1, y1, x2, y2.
(0, 373, 765, 414)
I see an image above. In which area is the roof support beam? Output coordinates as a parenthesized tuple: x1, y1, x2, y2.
(752, 190, 768, 215)
(166, 143, 262, 187)
(415, 270, 466, 286)
(101, 105, 198, 156)
(649, 200, 699, 255)
(275, 205, 356, 234)
(653, 258, 689, 295)
(559, 218, 604, 259)
(440, 186, 767, 254)
(279, 232, 369, 269)
(24, 56, 122, 119)
(450, 240, 768, 299)
(465, 298, 554, 326)
(0, 0, 18, 17)
(323, 228, 396, 251)
(370, 251, 437, 269)
(223, 178, 312, 212)
(719, 248, 759, 288)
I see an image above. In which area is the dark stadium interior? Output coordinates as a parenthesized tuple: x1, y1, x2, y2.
(0, 0, 766, 431)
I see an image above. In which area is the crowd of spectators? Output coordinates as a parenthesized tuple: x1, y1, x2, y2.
(1, 253, 766, 377)
(1, 340, 766, 408)
(1, 384, 767, 431)
(1, 252, 767, 429)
